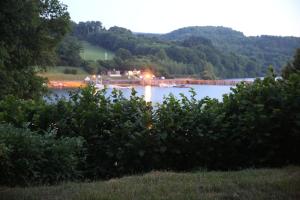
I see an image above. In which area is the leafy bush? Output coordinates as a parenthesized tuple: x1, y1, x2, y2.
(63, 68, 78, 74)
(41, 88, 155, 178)
(0, 96, 40, 128)
(218, 74, 300, 168)
(0, 124, 85, 186)
(152, 74, 300, 170)
(0, 73, 299, 185)
(152, 91, 222, 170)
(81, 60, 99, 74)
(0, 87, 155, 179)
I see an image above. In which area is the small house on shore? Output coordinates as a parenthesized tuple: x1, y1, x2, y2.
(108, 70, 121, 77)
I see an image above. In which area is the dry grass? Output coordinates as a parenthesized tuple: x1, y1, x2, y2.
(1, 166, 299, 200)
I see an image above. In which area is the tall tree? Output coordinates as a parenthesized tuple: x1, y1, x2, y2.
(0, 0, 70, 99)
(201, 62, 216, 80)
(56, 35, 83, 66)
(73, 21, 103, 39)
(282, 48, 300, 79)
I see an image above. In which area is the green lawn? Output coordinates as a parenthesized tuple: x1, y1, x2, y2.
(37, 41, 115, 81)
(80, 41, 114, 61)
(1, 166, 299, 200)
(38, 66, 89, 81)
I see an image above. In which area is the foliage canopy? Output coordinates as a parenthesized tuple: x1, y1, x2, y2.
(0, 0, 70, 99)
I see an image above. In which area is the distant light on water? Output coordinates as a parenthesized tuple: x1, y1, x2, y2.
(49, 84, 234, 103)
(144, 85, 152, 102)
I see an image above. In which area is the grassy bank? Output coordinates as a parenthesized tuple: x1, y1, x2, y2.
(1, 166, 299, 200)
(80, 41, 114, 61)
(38, 66, 89, 81)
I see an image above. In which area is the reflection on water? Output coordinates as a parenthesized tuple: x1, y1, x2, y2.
(144, 85, 151, 102)
(49, 84, 234, 103)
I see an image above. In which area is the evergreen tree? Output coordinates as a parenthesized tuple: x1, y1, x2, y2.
(282, 48, 300, 79)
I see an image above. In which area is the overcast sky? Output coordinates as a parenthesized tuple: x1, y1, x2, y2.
(62, 0, 300, 37)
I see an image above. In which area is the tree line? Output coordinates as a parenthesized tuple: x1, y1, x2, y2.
(160, 26, 300, 74)
(56, 21, 265, 79)
(54, 22, 300, 80)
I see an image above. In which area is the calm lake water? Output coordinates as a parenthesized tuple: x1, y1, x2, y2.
(49, 84, 234, 103)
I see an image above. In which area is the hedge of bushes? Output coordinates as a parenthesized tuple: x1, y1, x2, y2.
(0, 124, 85, 186)
(0, 74, 299, 185)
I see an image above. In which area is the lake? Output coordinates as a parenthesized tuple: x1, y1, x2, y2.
(49, 84, 234, 103)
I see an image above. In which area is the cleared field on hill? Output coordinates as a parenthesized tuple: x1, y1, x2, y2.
(80, 41, 114, 61)
(38, 66, 89, 81)
(1, 166, 299, 200)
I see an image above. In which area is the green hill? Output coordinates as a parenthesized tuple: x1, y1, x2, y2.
(160, 26, 300, 73)
(80, 41, 114, 61)
(70, 22, 300, 78)
(160, 26, 245, 44)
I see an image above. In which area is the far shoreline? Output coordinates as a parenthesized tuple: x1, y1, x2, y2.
(47, 78, 251, 89)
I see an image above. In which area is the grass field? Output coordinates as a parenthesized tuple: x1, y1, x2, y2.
(80, 41, 114, 61)
(1, 166, 299, 200)
(37, 41, 114, 81)
(38, 66, 89, 81)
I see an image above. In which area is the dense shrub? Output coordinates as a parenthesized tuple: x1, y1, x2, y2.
(152, 92, 223, 170)
(0, 124, 85, 186)
(0, 73, 299, 185)
(219, 74, 300, 168)
(0, 96, 42, 128)
(152, 74, 300, 170)
(0, 88, 155, 179)
(63, 68, 78, 74)
(64, 88, 155, 178)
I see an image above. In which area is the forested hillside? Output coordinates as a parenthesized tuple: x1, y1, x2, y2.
(160, 26, 300, 74)
(57, 22, 300, 79)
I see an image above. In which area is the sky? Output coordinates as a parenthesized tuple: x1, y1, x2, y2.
(62, 0, 300, 37)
